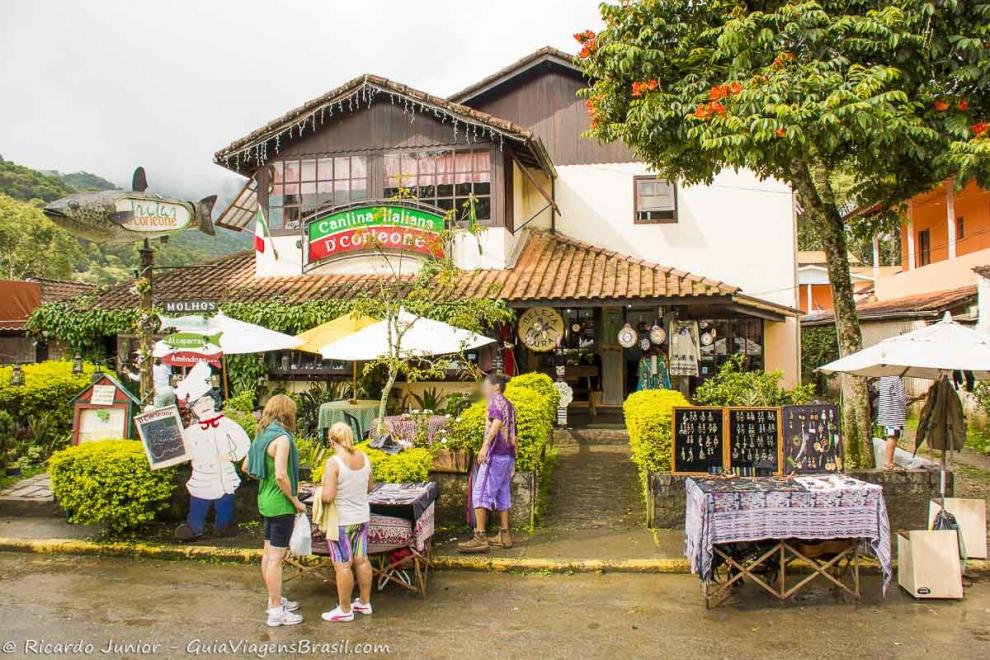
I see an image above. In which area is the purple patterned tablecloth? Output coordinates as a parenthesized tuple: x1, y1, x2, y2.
(684, 475, 891, 590)
(383, 415, 449, 444)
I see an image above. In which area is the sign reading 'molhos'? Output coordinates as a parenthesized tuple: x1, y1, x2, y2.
(306, 204, 445, 264)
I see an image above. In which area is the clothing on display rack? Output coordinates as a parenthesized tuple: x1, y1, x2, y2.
(636, 352, 671, 390)
(669, 321, 700, 377)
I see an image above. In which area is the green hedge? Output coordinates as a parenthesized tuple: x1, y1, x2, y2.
(623, 389, 690, 493)
(0, 360, 98, 466)
(448, 384, 553, 473)
(311, 444, 433, 484)
(504, 373, 560, 423)
(49, 440, 176, 533)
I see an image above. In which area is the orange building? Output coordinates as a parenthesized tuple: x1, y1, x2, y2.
(876, 181, 990, 301)
(796, 251, 880, 313)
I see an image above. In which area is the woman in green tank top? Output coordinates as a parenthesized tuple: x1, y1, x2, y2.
(244, 394, 304, 627)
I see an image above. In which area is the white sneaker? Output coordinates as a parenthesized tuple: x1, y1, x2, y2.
(267, 606, 303, 627)
(265, 597, 299, 612)
(321, 605, 354, 622)
(351, 599, 373, 615)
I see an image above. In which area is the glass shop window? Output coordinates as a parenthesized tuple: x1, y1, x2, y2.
(267, 156, 368, 230)
(634, 177, 677, 223)
(384, 149, 491, 221)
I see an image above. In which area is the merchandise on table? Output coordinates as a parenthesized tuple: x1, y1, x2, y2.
(684, 475, 891, 591)
(781, 404, 843, 473)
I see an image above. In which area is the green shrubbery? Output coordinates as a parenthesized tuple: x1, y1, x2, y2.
(694, 354, 814, 407)
(623, 389, 690, 492)
(311, 444, 433, 484)
(223, 389, 258, 438)
(448, 375, 555, 473)
(505, 373, 560, 422)
(48, 440, 176, 533)
(0, 360, 97, 469)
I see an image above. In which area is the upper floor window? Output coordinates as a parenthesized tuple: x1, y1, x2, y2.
(384, 149, 491, 221)
(634, 177, 677, 223)
(268, 155, 368, 230)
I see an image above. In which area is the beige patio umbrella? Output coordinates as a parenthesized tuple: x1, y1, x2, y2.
(294, 311, 379, 400)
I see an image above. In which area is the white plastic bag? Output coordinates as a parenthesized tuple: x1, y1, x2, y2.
(289, 512, 312, 556)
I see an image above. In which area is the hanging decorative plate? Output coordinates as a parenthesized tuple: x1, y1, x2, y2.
(617, 323, 638, 348)
(649, 324, 666, 344)
(571, 323, 582, 333)
(639, 337, 652, 351)
(709, 327, 717, 339)
(700, 332, 714, 346)
(699, 320, 710, 330)
(517, 307, 565, 353)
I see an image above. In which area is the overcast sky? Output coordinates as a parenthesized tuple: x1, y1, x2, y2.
(1, 0, 604, 200)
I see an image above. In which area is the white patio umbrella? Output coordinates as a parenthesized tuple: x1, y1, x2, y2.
(318, 309, 494, 361)
(154, 311, 303, 356)
(154, 311, 303, 397)
(818, 312, 990, 380)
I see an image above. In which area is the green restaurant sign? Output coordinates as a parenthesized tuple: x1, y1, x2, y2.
(307, 204, 445, 264)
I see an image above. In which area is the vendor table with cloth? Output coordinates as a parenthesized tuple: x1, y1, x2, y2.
(288, 482, 438, 596)
(684, 475, 891, 608)
(382, 415, 448, 445)
(317, 399, 379, 439)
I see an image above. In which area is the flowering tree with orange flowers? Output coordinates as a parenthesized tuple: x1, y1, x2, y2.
(578, 1, 990, 467)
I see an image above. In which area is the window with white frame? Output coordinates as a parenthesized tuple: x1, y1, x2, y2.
(634, 177, 677, 223)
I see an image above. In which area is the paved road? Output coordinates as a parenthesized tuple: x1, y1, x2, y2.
(0, 553, 988, 659)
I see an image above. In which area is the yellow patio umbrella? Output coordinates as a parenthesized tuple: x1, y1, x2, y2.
(294, 312, 378, 400)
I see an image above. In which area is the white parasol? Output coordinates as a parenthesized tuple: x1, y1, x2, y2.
(318, 309, 494, 361)
(153, 311, 302, 357)
(818, 312, 990, 380)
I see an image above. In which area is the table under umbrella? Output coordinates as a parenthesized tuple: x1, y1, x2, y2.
(294, 311, 378, 398)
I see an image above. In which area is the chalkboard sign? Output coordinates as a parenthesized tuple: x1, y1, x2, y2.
(134, 407, 190, 470)
(782, 404, 843, 473)
(672, 407, 726, 475)
(726, 407, 782, 476)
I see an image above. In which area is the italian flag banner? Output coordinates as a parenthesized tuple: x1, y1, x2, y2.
(254, 209, 269, 253)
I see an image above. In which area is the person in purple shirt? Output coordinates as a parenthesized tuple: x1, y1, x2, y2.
(458, 373, 517, 553)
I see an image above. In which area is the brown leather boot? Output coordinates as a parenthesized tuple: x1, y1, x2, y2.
(457, 532, 490, 553)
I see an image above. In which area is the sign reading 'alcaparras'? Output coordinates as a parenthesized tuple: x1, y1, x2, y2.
(307, 205, 445, 264)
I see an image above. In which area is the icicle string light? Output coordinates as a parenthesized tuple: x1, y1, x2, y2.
(218, 82, 530, 168)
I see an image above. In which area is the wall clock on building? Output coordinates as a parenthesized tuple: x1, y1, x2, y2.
(518, 307, 564, 353)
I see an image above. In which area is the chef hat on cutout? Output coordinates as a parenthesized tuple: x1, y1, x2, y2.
(174, 362, 212, 403)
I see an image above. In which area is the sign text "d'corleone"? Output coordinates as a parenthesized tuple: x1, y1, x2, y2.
(307, 204, 445, 263)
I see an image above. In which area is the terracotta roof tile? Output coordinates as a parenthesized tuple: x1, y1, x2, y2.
(802, 284, 978, 325)
(93, 230, 746, 312)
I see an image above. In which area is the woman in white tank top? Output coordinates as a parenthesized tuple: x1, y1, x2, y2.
(319, 422, 374, 623)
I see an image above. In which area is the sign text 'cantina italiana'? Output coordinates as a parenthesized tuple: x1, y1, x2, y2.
(306, 204, 445, 265)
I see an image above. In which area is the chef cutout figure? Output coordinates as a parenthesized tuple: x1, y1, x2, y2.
(173, 362, 251, 541)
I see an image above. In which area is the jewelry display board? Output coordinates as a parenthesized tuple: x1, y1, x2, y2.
(781, 404, 843, 473)
(726, 407, 783, 476)
(672, 407, 727, 475)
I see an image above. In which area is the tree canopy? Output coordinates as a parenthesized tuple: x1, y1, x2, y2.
(580, 0, 990, 205)
(578, 0, 990, 467)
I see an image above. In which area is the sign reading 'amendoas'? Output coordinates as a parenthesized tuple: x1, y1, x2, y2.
(306, 205, 445, 264)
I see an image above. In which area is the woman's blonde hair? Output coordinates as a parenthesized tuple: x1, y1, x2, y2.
(258, 394, 297, 434)
(328, 422, 355, 452)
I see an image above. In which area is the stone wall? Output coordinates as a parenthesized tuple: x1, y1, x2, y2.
(429, 470, 536, 530)
(647, 469, 953, 531)
(162, 465, 538, 532)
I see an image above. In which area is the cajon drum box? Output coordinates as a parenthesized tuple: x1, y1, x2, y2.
(897, 530, 963, 599)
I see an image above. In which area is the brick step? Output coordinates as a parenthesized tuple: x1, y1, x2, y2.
(553, 428, 629, 446)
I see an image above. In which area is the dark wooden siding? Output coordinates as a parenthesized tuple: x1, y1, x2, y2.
(253, 102, 511, 230)
(462, 64, 635, 166)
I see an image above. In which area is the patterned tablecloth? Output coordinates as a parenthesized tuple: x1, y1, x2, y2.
(317, 399, 380, 439)
(684, 475, 891, 589)
(382, 415, 449, 445)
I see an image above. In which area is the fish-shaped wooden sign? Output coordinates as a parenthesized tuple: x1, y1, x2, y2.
(43, 167, 216, 243)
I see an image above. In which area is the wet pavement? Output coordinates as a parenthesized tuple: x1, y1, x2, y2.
(0, 552, 988, 659)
